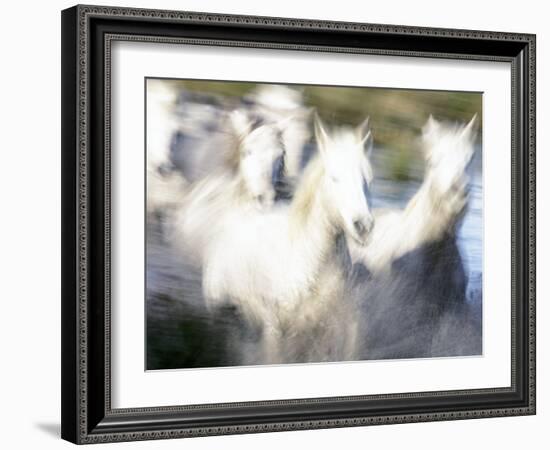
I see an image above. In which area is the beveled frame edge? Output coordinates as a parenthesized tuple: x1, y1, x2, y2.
(61, 4, 536, 444)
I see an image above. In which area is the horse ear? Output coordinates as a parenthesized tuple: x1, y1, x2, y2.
(421, 115, 439, 162)
(422, 114, 440, 138)
(461, 113, 478, 142)
(356, 116, 370, 144)
(459, 114, 478, 164)
(356, 116, 373, 158)
(313, 112, 330, 158)
(421, 115, 441, 162)
(229, 110, 252, 140)
(363, 131, 374, 158)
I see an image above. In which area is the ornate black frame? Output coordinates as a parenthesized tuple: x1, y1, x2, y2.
(61, 4, 536, 444)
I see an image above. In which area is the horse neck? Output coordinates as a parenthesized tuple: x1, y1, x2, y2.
(289, 159, 338, 265)
(403, 171, 454, 239)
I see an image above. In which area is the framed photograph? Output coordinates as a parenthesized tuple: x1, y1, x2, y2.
(61, 4, 536, 444)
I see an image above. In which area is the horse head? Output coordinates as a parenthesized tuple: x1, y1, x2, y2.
(314, 114, 375, 245)
(422, 114, 478, 201)
(228, 110, 287, 209)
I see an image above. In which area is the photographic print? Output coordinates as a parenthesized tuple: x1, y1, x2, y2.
(62, 7, 535, 442)
(145, 79, 482, 370)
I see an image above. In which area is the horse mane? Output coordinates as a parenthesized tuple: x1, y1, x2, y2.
(213, 112, 246, 173)
(290, 154, 325, 229)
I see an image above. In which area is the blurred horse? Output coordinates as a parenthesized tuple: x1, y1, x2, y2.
(350, 115, 477, 273)
(169, 89, 233, 184)
(348, 115, 480, 359)
(244, 85, 313, 189)
(169, 109, 288, 266)
(201, 115, 375, 363)
(146, 80, 188, 217)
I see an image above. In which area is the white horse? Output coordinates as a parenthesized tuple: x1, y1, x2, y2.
(201, 114, 375, 363)
(349, 115, 478, 273)
(146, 80, 187, 216)
(245, 85, 312, 183)
(170, 91, 234, 184)
(169, 109, 288, 266)
(348, 115, 479, 359)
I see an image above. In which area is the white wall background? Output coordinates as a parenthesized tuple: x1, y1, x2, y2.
(0, 0, 545, 448)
